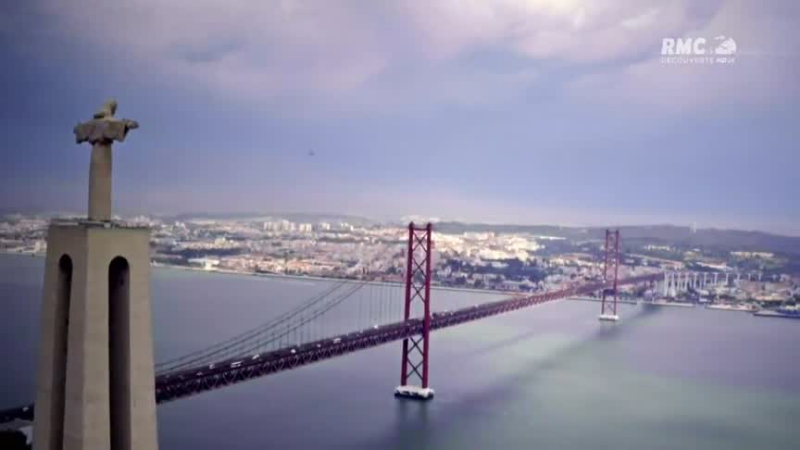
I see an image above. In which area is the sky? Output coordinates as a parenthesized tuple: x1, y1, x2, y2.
(0, 0, 798, 234)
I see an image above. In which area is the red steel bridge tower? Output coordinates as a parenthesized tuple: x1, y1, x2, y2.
(599, 229, 621, 322)
(395, 222, 435, 400)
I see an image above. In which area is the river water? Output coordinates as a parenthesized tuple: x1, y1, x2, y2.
(1, 253, 798, 449)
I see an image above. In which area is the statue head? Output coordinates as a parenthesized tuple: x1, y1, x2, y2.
(93, 99, 118, 119)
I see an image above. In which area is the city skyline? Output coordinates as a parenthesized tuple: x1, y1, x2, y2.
(2, 0, 799, 235)
(3, 209, 800, 240)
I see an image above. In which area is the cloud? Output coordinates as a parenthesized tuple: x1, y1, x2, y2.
(567, 0, 800, 110)
(398, 0, 715, 63)
(6, 0, 798, 114)
(27, 0, 392, 102)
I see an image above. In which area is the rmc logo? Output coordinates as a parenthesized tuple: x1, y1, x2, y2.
(660, 36, 737, 64)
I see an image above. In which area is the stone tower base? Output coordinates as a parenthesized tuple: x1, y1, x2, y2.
(33, 220, 158, 450)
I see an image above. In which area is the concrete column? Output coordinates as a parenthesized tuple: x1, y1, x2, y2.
(88, 143, 113, 221)
(674, 273, 679, 296)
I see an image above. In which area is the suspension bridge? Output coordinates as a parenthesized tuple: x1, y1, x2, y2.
(0, 224, 660, 424)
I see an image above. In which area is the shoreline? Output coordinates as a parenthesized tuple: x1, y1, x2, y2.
(0, 251, 508, 297)
(157, 263, 510, 296)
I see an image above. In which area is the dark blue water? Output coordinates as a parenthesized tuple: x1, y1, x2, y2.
(1, 253, 799, 449)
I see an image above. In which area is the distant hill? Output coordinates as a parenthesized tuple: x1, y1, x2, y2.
(615, 225, 800, 255)
(434, 222, 800, 256)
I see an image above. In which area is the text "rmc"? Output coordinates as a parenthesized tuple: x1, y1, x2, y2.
(661, 38, 707, 55)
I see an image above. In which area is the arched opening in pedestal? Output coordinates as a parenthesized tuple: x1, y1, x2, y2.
(52, 254, 73, 449)
(109, 256, 131, 450)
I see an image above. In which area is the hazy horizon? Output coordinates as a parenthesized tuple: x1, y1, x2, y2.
(3, 207, 799, 239)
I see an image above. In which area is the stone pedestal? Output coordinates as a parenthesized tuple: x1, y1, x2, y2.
(33, 220, 158, 450)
